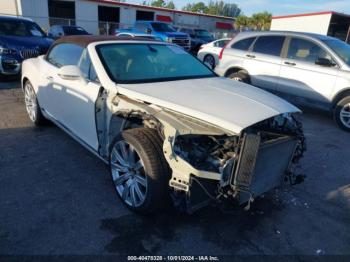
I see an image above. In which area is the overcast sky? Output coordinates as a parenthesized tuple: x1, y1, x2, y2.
(129, 0, 350, 16)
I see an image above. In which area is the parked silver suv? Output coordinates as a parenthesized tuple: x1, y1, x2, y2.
(215, 31, 350, 131)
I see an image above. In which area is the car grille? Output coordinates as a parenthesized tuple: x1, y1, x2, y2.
(171, 38, 190, 49)
(20, 49, 40, 60)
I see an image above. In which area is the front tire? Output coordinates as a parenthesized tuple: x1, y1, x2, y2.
(334, 96, 350, 132)
(109, 127, 170, 213)
(24, 80, 46, 125)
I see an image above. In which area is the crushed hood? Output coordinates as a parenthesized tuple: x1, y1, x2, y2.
(117, 77, 300, 134)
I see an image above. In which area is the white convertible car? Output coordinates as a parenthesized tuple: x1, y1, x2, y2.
(22, 35, 306, 213)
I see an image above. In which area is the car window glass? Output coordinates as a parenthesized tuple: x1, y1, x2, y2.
(231, 37, 255, 51)
(47, 43, 84, 68)
(252, 36, 285, 56)
(78, 49, 99, 82)
(215, 40, 229, 48)
(97, 43, 215, 83)
(0, 20, 45, 37)
(287, 38, 332, 63)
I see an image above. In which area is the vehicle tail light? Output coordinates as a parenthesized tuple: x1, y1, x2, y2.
(218, 46, 225, 60)
(219, 35, 235, 60)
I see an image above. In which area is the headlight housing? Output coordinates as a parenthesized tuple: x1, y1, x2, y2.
(0, 46, 17, 55)
(165, 37, 172, 43)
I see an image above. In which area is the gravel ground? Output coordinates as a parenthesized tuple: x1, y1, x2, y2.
(0, 82, 349, 256)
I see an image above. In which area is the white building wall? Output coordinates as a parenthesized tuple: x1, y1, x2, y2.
(0, 0, 20, 16)
(75, 0, 98, 34)
(270, 14, 332, 35)
(120, 6, 135, 27)
(1, 0, 233, 34)
(174, 13, 199, 27)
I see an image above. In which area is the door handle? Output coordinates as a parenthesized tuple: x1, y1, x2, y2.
(46, 76, 53, 81)
(284, 61, 296, 66)
(246, 54, 256, 58)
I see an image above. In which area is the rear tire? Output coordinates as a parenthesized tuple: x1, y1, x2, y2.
(334, 96, 350, 132)
(109, 127, 170, 214)
(24, 80, 46, 126)
(227, 70, 250, 84)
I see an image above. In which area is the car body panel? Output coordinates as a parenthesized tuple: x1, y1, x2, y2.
(118, 77, 300, 134)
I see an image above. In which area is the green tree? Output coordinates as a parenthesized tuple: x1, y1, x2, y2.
(235, 15, 251, 31)
(165, 1, 175, 9)
(182, 2, 208, 13)
(142, 0, 175, 9)
(249, 11, 272, 30)
(182, 1, 240, 17)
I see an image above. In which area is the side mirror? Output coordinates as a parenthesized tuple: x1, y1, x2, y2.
(57, 65, 82, 80)
(315, 57, 335, 67)
(146, 28, 152, 34)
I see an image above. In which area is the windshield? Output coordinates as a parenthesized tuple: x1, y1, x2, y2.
(97, 43, 215, 83)
(322, 38, 350, 66)
(151, 23, 176, 33)
(0, 20, 45, 37)
(195, 29, 212, 38)
(63, 26, 89, 35)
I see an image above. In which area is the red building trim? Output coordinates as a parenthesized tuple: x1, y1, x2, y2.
(156, 15, 172, 22)
(216, 22, 233, 30)
(272, 11, 341, 19)
(86, 0, 234, 20)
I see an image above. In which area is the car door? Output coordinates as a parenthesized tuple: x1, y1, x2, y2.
(221, 36, 256, 75)
(277, 37, 339, 104)
(243, 35, 286, 91)
(43, 44, 100, 150)
(58, 49, 101, 150)
(43, 43, 84, 122)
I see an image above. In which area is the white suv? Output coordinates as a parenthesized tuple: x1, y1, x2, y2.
(215, 31, 350, 131)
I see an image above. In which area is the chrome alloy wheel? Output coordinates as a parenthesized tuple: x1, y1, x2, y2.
(110, 140, 147, 207)
(24, 82, 37, 122)
(340, 102, 350, 129)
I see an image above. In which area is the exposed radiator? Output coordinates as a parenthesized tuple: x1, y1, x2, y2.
(231, 133, 261, 188)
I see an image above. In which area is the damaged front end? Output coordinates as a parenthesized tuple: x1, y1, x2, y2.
(166, 113, 306, 213)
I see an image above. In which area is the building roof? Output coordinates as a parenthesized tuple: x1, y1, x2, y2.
(54, 35, 158, 47)
(272, 11, 350, 19)
(86, 0, 235, 21)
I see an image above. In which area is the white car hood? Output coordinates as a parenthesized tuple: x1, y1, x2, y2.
(117, 77, 300, 134)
